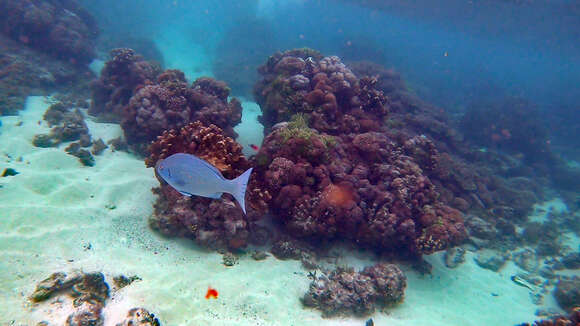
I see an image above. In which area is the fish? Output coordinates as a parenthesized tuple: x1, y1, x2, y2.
(510, 275, 538, 292)
(205, 287, 218, 299)
(155, 153, 253, 214)
(249, 144, 259, 151)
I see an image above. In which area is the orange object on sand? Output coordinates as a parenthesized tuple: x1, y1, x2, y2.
(205, 287, 218, 299)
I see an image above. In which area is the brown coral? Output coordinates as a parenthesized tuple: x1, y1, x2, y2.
(147, 121, 270, 250)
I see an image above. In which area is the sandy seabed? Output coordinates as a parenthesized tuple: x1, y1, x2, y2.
(0, 96, 557, 325)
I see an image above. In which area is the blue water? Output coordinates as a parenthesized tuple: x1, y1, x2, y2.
(81, 0, 580, 110)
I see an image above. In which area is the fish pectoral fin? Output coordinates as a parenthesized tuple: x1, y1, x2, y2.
(179, 190, 194, 197)
(208, 192, 223, 199)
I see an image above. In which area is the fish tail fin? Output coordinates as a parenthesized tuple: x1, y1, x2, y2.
(231, 168, 253, 215)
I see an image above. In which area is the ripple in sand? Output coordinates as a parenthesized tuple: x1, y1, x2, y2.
(20, 174, 66, 195)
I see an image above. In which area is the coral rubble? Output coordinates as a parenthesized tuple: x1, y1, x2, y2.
(302, 263, 406, 317)
(30, 271, 160, 325)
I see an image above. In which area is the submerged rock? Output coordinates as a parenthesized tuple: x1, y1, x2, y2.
(444, 247, 466, 269)
(66, 303, 104, 326)
(65, 143, 95, 167)
(1, 168, 19, 177)
(270, 238, 310, 260)
(302, 263, 406, 317)
(251, 251, 269, 261)
(70, 272, 110, 307)
(31, 272, 162, 325)
(474, 249, 508, 272)
(91, 138, 108, 155)
(31, 272, 108, 325)
(30, 272, 69, 302)
(513, 249, 539, 273)
(222, 252, 239, 267)
(112, 275, 141, 290)
(32, 134, 59, 148)
(465, 216, 497, 239)
(554, 277, 580, 312)
(561, 252, 580, 269)
(115, 307, 161, 326)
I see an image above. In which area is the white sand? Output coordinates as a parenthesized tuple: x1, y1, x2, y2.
(235, 100, 264, 158)
(0, 96, 549, 325)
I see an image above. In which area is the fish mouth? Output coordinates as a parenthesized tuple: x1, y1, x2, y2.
(154, 159, 168, 185)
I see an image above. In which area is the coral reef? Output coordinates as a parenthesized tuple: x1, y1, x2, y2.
(251, 122, 465, 255)
(32, 98, 103, 166)
(518, 308, 580, 326)
(0, 0, 98, 63)
(98, 35, 164, 64)
(90, 50, 243, 153)
(30, 271, 160, 325)
(89, 48, 161, 121)
(254, 49, 389, 135)
(30, 272, 110, 326)
(349, 61, 462, 152)
(250, 51, 467, 255)
(0, 35, 91, 115)
(116, 308, 161, 326)
(91, 49, 244, 155)
(461, 97, 551, 163)
(147, 122, 266, 250)
(145, 122, 247, 176)
(33, 102, 89, 146)
(112, 275, 141, 290)
(120, 70, 242, 153)
(302, 263, 406, 317)
(348, 61, 558, 258)
(555, 277, 580, 312)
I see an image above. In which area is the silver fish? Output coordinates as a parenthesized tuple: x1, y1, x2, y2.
(155, 153, 253, 214)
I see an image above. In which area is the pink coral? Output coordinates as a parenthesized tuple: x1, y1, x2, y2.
(120, 71, 241, 151)
(252, 125, 466, 255)
(254, 49, 389, 135)
(89, 48, 160, 120)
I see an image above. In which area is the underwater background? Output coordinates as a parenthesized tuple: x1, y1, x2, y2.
(0, 0, 579, 325)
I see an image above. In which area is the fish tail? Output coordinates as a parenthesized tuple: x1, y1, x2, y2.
(231, 168, 253, 214)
